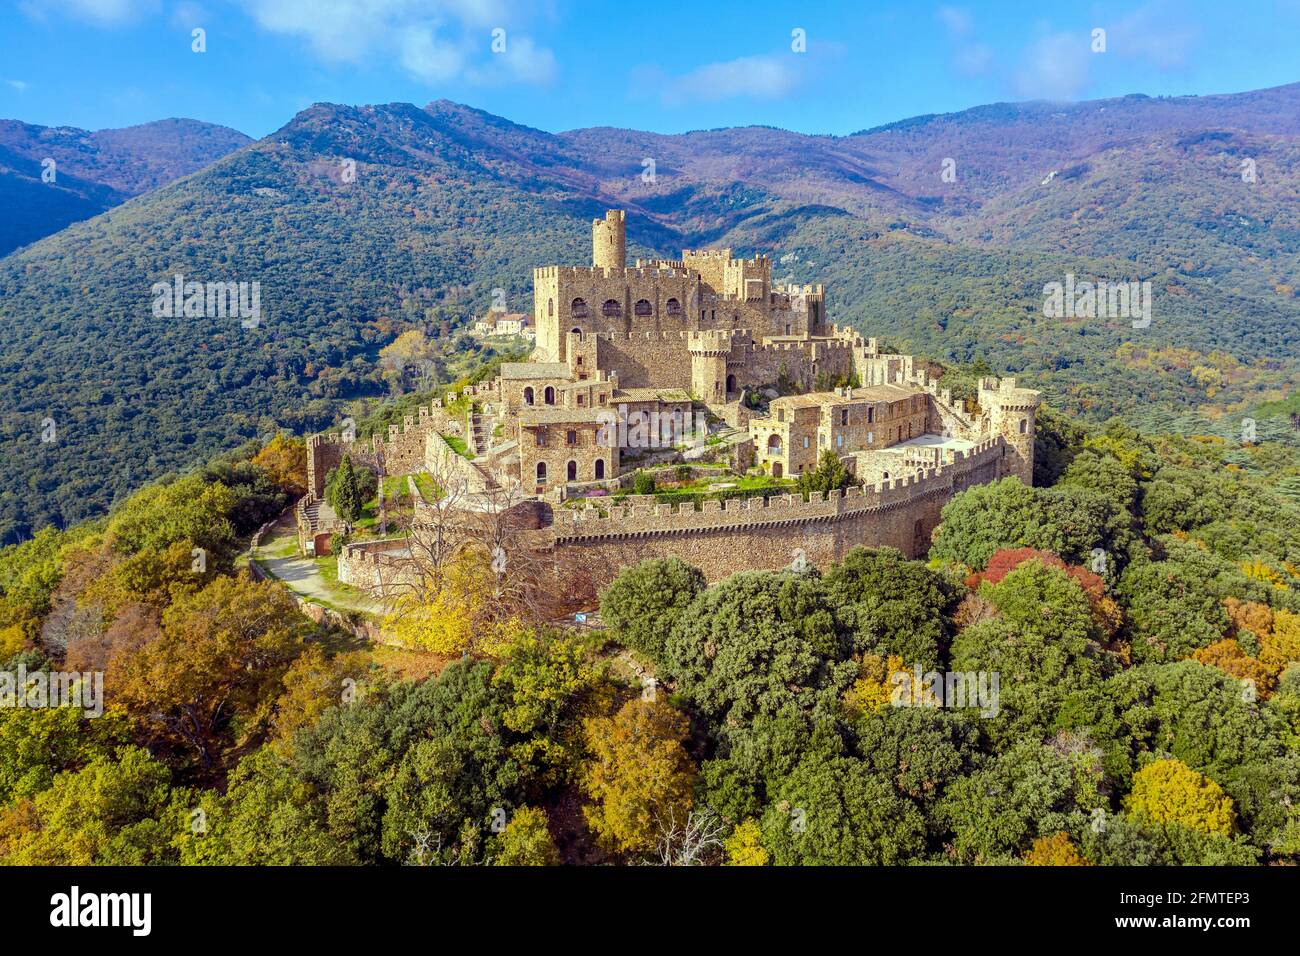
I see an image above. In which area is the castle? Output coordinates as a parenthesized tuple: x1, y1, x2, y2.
(299, 210, 1040, 593)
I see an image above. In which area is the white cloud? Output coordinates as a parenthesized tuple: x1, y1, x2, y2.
(20, 0, 159, 25)
(6, 79, 30, 92)
(1013, 31, 1091, 100)
(937, 5, 973, 38)
(238, 0, 555, 85)
(1109, 1, 1199, 69)
(661, 54, 801, 106)
(468, 34, 556, 86)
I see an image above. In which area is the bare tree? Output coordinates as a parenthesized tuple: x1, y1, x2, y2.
(652, 808, 727, 866)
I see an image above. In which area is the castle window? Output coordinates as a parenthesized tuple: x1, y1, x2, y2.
(566, 429, 577, 446)
(535, 429, 547, 447)
(602, 299, 621, 318)
(566, 460, 577, 481)
(777, 409, 785, 423)
(523, 387, 534, 406)
(767, 434, 782, 455)
(547, 298, 554, 317)
(634, 298, 652, 316)
(867, 407, 874, 424)
(836, 434, 843, 448)
(595, 459, 605, 479)
(803, 437, 809, 449)
(536, 462, 547, 483)
(570, 298, 588, 318)
(840, 409, 848, 426)
(868, 431, 874, 445)
(544, 386, 555, 405)
(1019, 419, 1028, 434)
(577, 395, 585, 406)
(576, 355, 583, 365)
(666, 298, 682, 317)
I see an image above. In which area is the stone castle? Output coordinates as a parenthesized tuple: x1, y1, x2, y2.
(299, 210, 1040, 592)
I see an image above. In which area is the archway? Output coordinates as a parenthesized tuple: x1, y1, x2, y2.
(523, 386, 534, 406)
(536, 462, 547, 484)
(773, 462, 783, 479)
(566, 460, 577, 481)
(594, 459, 605, 479)
(544, 386, 555, 405)
(726, 373, 737, 395)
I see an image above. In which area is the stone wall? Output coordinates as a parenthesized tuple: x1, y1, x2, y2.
(548, 439, 1003, 583)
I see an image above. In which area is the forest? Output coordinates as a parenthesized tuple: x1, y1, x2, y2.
(1, 396, 1298, 866)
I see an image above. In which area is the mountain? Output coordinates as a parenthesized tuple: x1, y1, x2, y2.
(0, 118, 251, 255)
(1, 85, 1298, 542)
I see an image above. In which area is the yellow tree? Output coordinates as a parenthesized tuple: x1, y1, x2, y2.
(251, 434, 307, 496)
(580, 698, 696, 855)
(1125, 759, 1235, 836)
(1023, 831, 1091, 866)
(725, 819, 769, 866)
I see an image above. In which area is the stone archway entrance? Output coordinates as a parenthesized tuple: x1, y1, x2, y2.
(772, 462, 783, 479)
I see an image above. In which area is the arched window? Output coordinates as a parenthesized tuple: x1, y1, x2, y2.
(634, 298, 652, 316)
(544, 386, 555, 405)
(665, 297, 682, 316)
(570, 327, 581, 336)
(595, 459, 605, 479)
(602, 299, 621, 318)
(726, 374, 736, 394)
(566, 460, 577, 481)
(570, 298, 588, 318)
(767, 434, 782, 455)
(1019, 419, 1028, 434)
(523, 386, 534, 406)
(536, 462, 547, 483)
(547, 298, 554, 317)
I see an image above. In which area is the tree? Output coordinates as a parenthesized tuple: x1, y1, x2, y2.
(1023, 831, 1091, 866)
(664, 570, 854, 730)
(0, 707, 131, 805)
(106, 474, 237, 561)
(0, 747, 182, 865)
(115, 575, 312, 772)
(179, 748, 352, 865)
(1125, 759, 1235, 836)
(951, 560, 1108, 742)
(493, 806, 560, 865)
(725, 818, 768, 866)
(797, 449, 855, 496)
(632, 470, 656, 495)
(822, 546, 956, 668)
(760, 751, 926, 865)
(251, 434, 307, 496)
(600, 557, 706, 664)
(580, 698, 696, 856)
(327, 455, 365, 530)
(937, 739, 1089, 864)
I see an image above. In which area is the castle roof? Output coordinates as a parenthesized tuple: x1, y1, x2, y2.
(501, 362, 571, 381)
(613, 387, 692, 404)
(770, 383, 919, 410)
(518, 407, 608, 425)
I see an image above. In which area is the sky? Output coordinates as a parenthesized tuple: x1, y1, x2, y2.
(2, 0, 1299, 139)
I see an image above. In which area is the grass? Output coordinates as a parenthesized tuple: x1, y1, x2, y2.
(442, 434, 473, 459)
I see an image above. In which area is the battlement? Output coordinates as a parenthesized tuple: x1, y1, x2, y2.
(534, 265, 694, 281)
(550, 439, 1001, 541)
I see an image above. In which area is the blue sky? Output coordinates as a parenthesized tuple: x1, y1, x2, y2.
(2, 0, 1299, 138)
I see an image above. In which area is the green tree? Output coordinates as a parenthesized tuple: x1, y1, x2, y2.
(797, 449, 856, 496)
(760, 751, 926, 865)
(493, 806, 560, 865)
(600, 557, 706, 664)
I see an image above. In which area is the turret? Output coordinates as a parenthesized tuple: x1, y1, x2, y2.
(978, 377, 1041, 485)
(592, 210, 626, 270)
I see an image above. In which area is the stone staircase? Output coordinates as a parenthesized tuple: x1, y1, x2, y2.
(468, 410, 490, 456)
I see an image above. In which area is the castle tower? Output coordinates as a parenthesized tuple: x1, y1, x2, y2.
(979, 377, 1041, 485)
(592, 210, 626, 271)
(688, 330, 732, 404)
